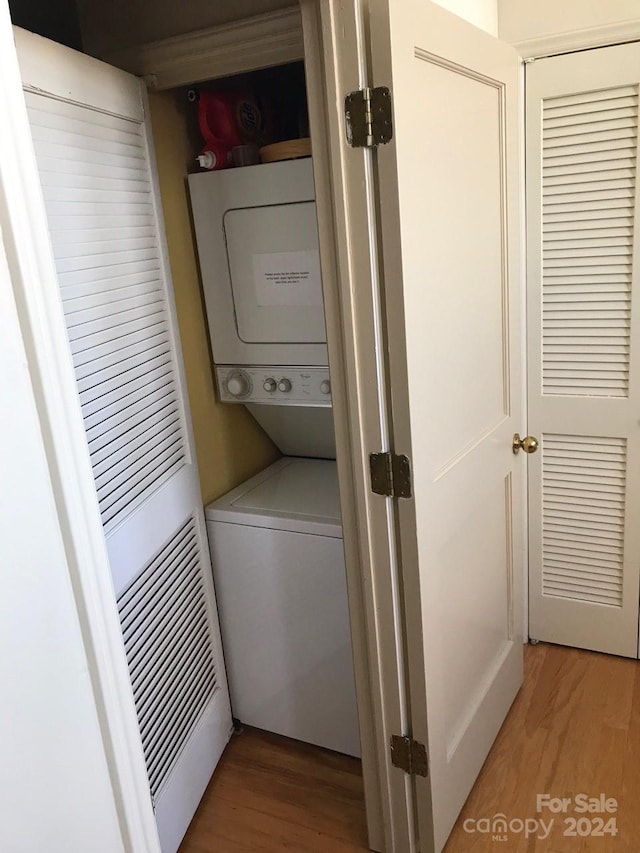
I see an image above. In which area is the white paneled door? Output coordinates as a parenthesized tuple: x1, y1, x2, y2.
(322, 2, 526, 849)
(15, 28, 233, 853)
(527, 43, 640, 658)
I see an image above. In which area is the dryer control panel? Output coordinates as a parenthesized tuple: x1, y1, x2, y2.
(216, 366, 332, 406)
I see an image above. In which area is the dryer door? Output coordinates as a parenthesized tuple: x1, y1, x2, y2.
(225, 200, 326, 343)
(188, 159, 328, 366)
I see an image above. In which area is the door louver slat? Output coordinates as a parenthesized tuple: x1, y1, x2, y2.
(117, 518, 218, 803)
(82, 341, 173, 392)
(541, 85, 638, 398)
(134, 603, 208, 720)
(26, 92, 187, 529)
(542, 435, 627, 607)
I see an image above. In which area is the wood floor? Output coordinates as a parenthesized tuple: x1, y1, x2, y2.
(179, 726, 368, 852)
(180, 643, 640, 852)
(445, 641, 640, 852)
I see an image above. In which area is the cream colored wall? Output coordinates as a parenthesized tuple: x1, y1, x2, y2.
(149, 90, 279, 505)
(498, 0, 640, 47)
(433, 0, 498, 36)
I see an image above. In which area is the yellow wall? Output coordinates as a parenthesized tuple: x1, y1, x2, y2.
(148, 90, 279, 505)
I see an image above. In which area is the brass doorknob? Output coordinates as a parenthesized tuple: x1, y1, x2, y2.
(513, 433, 539, 455)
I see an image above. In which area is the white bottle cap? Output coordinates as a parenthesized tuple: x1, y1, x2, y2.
(196, 151, 216, 170)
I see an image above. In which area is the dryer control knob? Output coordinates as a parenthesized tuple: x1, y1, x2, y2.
(278, 378, 292, 393)
(319, 379, 331, 395)
(226, 371, 251, 398)
(263, 378, 277, 393)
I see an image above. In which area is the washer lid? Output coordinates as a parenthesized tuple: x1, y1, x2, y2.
(205, 458, 342, 536)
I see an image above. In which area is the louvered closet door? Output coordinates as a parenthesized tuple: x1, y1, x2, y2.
(527, 43, 640, 658)
(15, 28, 232, 852)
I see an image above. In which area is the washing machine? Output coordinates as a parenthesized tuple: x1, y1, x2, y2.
(205, 457, 360, 757)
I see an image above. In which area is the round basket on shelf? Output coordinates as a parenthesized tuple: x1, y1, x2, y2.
(259, 137, 311, 163)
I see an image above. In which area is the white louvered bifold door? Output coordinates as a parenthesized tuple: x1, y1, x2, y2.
(15, 28, 233, 852)
(527, 43, 640, 658)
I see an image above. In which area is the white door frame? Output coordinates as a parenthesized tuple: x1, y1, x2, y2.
(301, 2, 416, 850)
(0, 3, 417, 852)
(0, 7, 160, 852)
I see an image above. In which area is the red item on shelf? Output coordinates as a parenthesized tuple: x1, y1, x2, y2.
(196, 141, 233, 171)
(194, 90, 264, 170)
(197, 91, 262, 148)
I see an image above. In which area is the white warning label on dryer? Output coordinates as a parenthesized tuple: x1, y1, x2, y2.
(252, 250, 323, 307)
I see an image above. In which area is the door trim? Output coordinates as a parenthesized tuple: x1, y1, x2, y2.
(1, 17, 161, 853)
(302, 1, 418, 850)
(513, 19, 640, 61)
(96, 8, 305, 90)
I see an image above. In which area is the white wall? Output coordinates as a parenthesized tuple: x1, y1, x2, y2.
(499, 0, 640, 48)
(433, 0, 498, 37)
(0, 230, 126, 853)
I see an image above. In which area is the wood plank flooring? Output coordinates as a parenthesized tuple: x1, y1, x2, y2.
(179, 727, 368, 852)
(180, 643, 640, 851)
(445, 642, 640, 852)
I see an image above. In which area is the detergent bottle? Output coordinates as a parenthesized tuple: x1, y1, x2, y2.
(191, 89, 263, 170)
(195, 142, 233, 171)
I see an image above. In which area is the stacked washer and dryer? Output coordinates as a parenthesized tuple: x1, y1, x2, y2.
(188, 158, 360, 756)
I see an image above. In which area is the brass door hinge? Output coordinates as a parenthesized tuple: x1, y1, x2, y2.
(345, 86, 393, 148)
(369, 451, 412, 498)
(390, 735, 429, 777)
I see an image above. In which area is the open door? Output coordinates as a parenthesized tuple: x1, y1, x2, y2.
(316, 2, 525, 850)
(15, 28, 233, 853)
